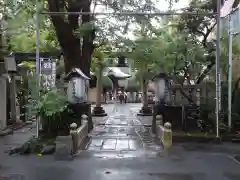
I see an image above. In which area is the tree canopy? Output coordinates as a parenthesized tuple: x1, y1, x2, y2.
(1, 0, 240, 83)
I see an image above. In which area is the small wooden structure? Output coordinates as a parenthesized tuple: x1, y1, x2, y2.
(65, 68, 90, 104)
(64, 68, 93, 131)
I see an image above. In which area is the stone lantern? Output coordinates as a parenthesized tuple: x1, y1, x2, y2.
(152, 65, 169, 104)
(4, 55, 17, 73)
(65, 68, 90, 104)
(151, 65, 170, 134)
(4, 55, 17, 123)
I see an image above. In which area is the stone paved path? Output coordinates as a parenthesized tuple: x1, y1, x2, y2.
(85, 104, 162, 159)
(1, 104, 240, 180)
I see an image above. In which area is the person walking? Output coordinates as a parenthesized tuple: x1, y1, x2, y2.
(119, 91, 124, 104)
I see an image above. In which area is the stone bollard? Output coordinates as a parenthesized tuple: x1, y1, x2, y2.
(81, 114, 88, 124)
(81, 114, 89, 139)
(155, 115, 163, 138)
(163, 122, 172, 156)
(70, 122, 78, 154)
(156, 115, 163, 126)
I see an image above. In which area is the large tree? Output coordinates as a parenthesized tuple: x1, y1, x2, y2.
(47, 0, 94, 75)
(125, 28, 163, 114)
(176, 0, 225, 84)
(46, 0, 162, 75)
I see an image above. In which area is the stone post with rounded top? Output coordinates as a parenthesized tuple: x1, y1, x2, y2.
(81, 114, 88, 125)
(156, 115, 163, 126)
(81, 114, 88, 139)
(163, 122, 172, 155)
(155, 114, 163, 136)
(70, 122, 78, 154)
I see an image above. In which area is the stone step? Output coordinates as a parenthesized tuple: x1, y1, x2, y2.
(95, 124, 147, 127)
(76, 150, 160, 159)
(88, 136, 139, 139)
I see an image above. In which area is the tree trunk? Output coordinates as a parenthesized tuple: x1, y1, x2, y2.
(0, 27, 2, 62)
(232, 77, 240, 104)
(173, 74, 196, 105)
(195, 60, 215, 84)
(47, 0, 94, 76)
(81, 0, 94, 76)
(96, 67, 102, 107)
(141, 78, 148, 107)
(138, 77, 152, 116)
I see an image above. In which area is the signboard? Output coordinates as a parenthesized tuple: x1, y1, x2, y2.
(40, 58, 56, 89)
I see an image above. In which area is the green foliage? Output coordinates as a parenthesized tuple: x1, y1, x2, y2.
(9, 30, 59, 52)
(75, 22, 95, 37)
(176, 0, 222, 41)
(220, 33, 240, 77)
(2, 0, 58, 52)
(26, 73, 68, 118)
(126, 76, 141, 91)
(123, 23, 207, 82)
(18, 61, 36, 69)
(200, 81, 240, 128)
(125, 36, 162, 76)
(91, 46, 114, 73)
(102, 76, 113, 89)
(39, 89, 68, 117)
(158, 26, 206, 75)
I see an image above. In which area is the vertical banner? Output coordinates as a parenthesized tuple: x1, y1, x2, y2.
(40, 58, 57, 89)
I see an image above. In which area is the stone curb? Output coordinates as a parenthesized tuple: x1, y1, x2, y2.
(0, 122, 28, 137)
(173, 134, 240, 143)
(92, 116, 109, 125)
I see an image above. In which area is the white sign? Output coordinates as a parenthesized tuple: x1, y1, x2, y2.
(40, 58, 57, 89)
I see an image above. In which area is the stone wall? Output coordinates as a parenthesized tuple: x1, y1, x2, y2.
(88, 88, 106, 104)
(71, 120, 88, 153)
(168, 84, 201, 105)
(54, 118, 89, 160)
(88, 88, 96, 103)
(0, 76, 7, 130)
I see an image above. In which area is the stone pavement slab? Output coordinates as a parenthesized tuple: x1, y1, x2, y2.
(115, 139, 129, 150)
(102, 139, 117, 150)
(129, 139, 141, 150)
(91, 139, 104, 147)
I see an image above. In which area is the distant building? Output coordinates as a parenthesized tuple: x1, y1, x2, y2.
(220, 0, 240, 34)
(221, 0, 240, 79)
